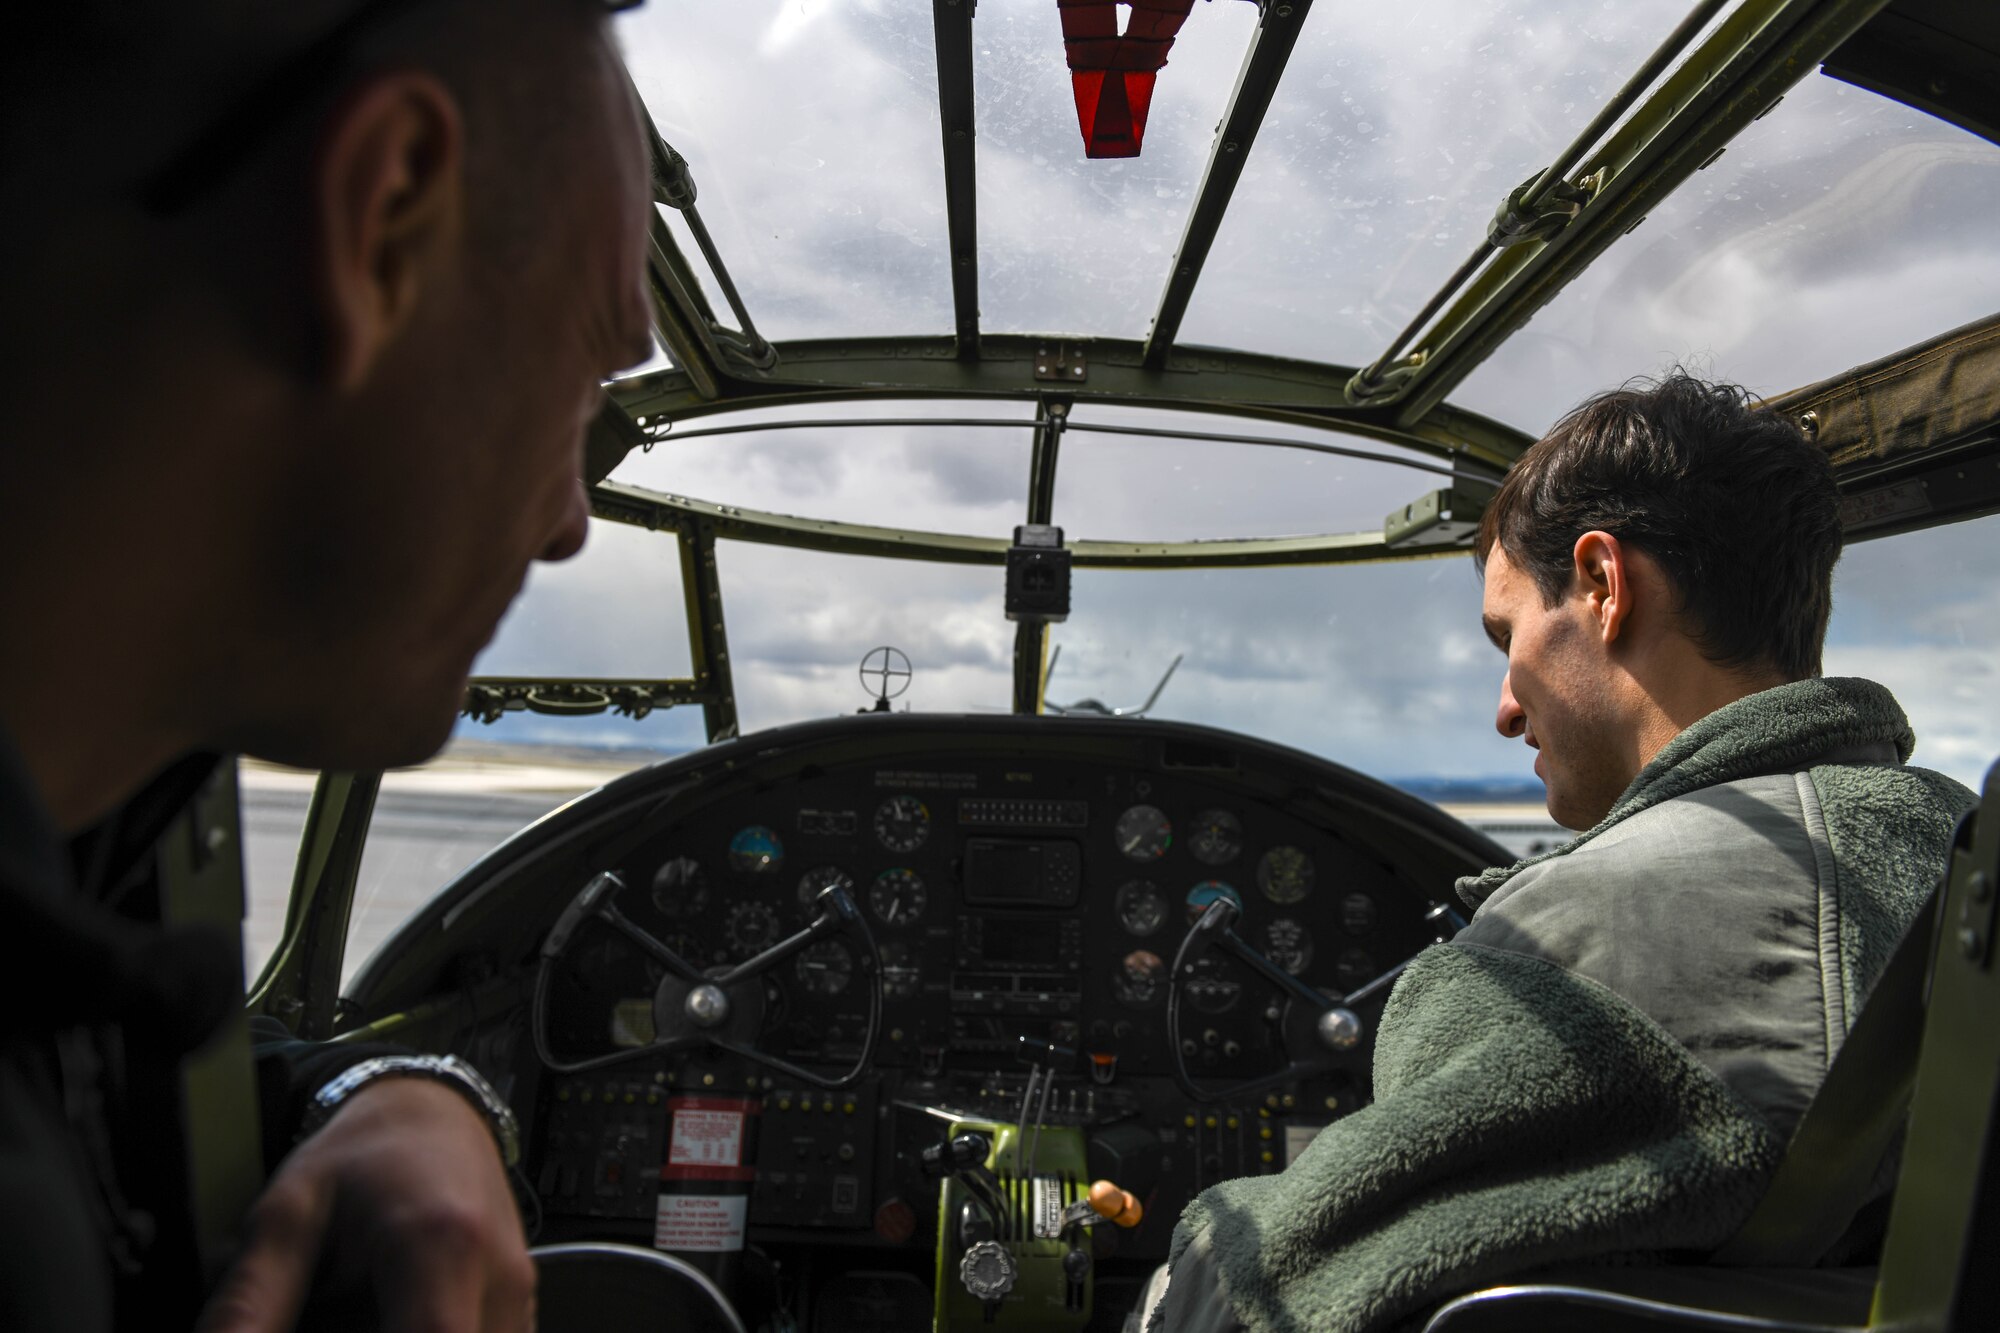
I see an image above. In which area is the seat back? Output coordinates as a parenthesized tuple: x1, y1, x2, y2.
(532, 1242, 749, 1333)
(1872, 757, 2000, 1330)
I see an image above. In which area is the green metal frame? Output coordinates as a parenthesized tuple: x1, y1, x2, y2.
(1010, 400, 1067, 713)
(610, 335, 1534, 472)
(159, 761, 265, 1285)
(1371, 0, 1895, 423)
(590, 477, 1452, 572)
(249, 769, 382, 1041)
(932, 0, 981, 355)
(1143, 0, 1315, 369)
(459, 508, 739, 743)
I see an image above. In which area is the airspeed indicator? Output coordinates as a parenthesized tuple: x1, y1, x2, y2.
(1115, 805, 1172, 861)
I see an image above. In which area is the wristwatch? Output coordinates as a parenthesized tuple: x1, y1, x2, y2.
(298, 1054, 521, 1168)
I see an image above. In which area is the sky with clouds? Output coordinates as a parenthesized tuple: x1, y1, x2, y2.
(464, 0, 2000, 793)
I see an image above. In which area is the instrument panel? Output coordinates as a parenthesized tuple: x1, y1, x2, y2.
(541, 753, 1436, 1086)
(344, 714, 1507, 1322)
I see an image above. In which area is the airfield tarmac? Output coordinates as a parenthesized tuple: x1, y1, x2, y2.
(239, 743, 1568, 990)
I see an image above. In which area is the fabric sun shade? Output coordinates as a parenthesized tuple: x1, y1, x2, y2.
(1059, 0, 1196, 158)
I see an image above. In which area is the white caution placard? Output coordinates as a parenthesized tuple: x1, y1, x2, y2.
(667, 1107, 745, 1169)
(655, 1193, 749, 1252)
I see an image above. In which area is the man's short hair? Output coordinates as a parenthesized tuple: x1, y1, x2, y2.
(1473, 371, 1843, 681)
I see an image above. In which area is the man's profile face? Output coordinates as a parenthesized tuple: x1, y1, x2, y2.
(1481, 543, 1629, 830)
(246, 26, 657, 771)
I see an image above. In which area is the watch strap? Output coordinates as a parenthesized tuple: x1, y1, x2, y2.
(298, 1054, 521, 1168)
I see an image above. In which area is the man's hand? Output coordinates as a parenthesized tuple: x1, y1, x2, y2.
(197, 1076, 536, 1333)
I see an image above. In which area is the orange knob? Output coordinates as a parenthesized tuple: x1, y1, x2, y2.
(1088, 1179, 1144, 1228)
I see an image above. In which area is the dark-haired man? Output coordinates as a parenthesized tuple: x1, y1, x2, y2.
(0, 2, 654, 1331)
(1149, 374, 1974, 1333)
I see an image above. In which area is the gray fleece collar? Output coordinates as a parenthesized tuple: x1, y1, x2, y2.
(1457, 676, 1914, 909)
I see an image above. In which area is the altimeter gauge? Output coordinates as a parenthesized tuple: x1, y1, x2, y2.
(1115, 804, 1173, 861)
(874, 796, 932, 853)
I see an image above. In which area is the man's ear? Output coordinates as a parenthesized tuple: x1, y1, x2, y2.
(1571, 530, 1633, 645)
(311, 72, 465, 391)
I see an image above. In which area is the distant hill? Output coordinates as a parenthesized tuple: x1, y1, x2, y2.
(1390, 776, 1546, 805)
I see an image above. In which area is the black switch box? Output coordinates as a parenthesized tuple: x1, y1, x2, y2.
(1005, 524, 1071, 623)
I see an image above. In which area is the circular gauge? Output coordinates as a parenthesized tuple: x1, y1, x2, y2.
(1263, 918, 1314, 975)
(1185, 880, 1244, 925)
(1335, 947, 1377, 990)
(1341, 891, 1378, 936)
(874, 796, 932, 853)
(1189, 809, 1244, 866)
(879, 941, 920, 999)
(1257, 846, 1315, 904)
(651, 856, 709, 918)
(1115, 805, 1173, 861)
(729, 826, 785, 876)
(1115, 950, 1165, 1006)
(795, 940, 854, 997)
(724, 902, 779, 956)
(1184, 956, 1243, 1014)
(1115, 880, 1168, 937)
(869, 868, 928, 926)
(797, 866, 854, 913)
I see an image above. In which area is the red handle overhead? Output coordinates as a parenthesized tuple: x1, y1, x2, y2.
(1058, 0, 1196, 158)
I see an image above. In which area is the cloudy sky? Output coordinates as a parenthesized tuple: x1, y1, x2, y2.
(465, 0, 2000, 793)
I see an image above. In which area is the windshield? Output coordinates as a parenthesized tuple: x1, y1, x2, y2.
(299, 5, 2000, 986)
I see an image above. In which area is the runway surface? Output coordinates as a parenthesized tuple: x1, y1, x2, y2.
(240, 751, 636, 986)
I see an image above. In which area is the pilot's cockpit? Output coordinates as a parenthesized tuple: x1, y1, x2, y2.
(234, 2, 2000, 1330)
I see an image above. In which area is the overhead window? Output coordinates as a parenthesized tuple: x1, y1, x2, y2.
(975, 0, 1258, 338)
(610, 400, 1035, 537)
(1175, 0, 1708, 369)
(1053, 404, 1464, 541)
(1454, 73, 2000, 431)
(617, 4, 955, 341)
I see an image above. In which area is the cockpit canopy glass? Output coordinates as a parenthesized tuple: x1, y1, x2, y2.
(1456, 69, 2000, 429)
